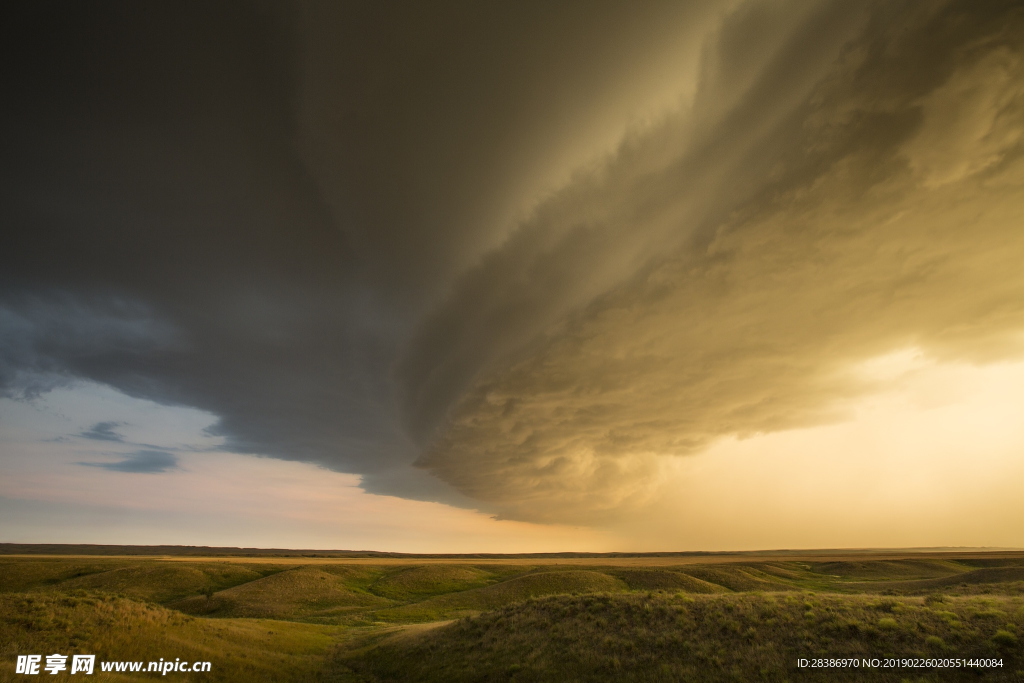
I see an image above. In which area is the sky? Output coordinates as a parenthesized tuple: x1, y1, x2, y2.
(2, 0, 1024, 552)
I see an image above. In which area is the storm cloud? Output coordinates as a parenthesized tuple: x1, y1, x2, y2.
(3, 0, 1023, 524)
(404, 0, 1024, 521)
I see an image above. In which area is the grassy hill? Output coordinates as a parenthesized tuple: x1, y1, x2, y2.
(340, 592, 1024, 682)
(0, 593, 348, 682)
(172, 566, 392, 621)
(366, 565, 497, 602)
(606, 569, 728, 593)
(374, 570, 628, 623)
(0, 558, 281, 601)
(3, 554, 1024, 681)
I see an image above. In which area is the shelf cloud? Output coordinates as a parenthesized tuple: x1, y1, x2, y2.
(403, 0, 1024, 521)
(3, 0, 1023, 526)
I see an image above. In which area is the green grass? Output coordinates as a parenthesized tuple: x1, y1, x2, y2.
(0, 559, 281, 602)
(677, 565, 795, 592)
(607, 569, 729, 593)
(373, 570, 628, 623)
(0, 593, 348, 682)
(3, 555, 1024, 681)
(340, 592, 1024, 682)
(808, 560, 969, 582)
(171, 566, 392, 621)
(0, 559, 127, 593)
(60, 564, 280, 604)
(366, 565, 497, 602)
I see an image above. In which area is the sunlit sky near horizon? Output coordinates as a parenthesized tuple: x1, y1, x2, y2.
(3, 0, 1024, 551)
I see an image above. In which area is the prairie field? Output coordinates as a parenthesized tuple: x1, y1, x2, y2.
(1, 550, 1023, 681)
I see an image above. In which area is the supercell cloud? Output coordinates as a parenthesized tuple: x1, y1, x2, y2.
(406, 1, 1024, 521)
(2, 0, 1023, 525)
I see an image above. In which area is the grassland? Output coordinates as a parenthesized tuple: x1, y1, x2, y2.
(345, 592, 1023, 682)
(1, 551, 1023, 681)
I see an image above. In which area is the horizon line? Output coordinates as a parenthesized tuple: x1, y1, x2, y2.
(3, 542, 1022, 559)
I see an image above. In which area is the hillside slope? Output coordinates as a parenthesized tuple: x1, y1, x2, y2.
(341, 592, 1024, 682)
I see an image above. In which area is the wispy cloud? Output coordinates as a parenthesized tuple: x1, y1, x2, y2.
(80, 450, 179, 474)
(79, 421, 125, 442)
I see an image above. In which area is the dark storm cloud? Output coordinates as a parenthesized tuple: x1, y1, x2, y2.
(80, 422, 125, 443)
(4, 0, 1023, 523)
(0, 0, 413, 493)
(0, 0, 718, 506)
(80, 450, 179, 474)
(0, 294, 183, 399)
